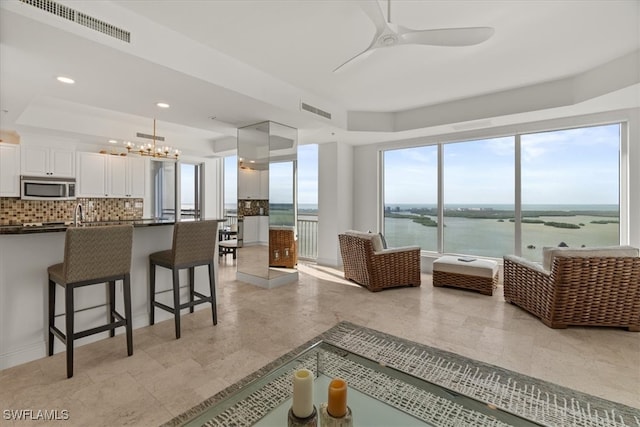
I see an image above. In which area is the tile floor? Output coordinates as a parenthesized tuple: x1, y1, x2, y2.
(1, 257, 638, 426)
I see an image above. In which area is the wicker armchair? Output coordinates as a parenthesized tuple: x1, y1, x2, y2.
(269, 226, 297, 268)
(338, 231, 421, 292)
(503, 246, 640, 331)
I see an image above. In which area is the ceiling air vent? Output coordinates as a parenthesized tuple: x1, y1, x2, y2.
(301, 102, 332, 120)
(19, 0, 131, 43)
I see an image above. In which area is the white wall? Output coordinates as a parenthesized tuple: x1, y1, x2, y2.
(317, 142, 353, 266)
(350, 108, 640, 254)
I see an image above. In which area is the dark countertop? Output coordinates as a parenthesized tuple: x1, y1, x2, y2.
(0, 218, 226, 235)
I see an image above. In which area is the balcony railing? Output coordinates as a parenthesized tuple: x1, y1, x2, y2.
(224, 212, 318, 260)
(297, 216, 318, 260)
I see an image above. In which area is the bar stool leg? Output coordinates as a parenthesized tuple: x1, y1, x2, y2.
(208, 262, 217, 325)
(149, 261, 156, 325)
(123, 274, 133, 356)
(48, 279, 56, 356)
(189, 267, 195, 313)
(108, 280, 116, 338)
(172, 268, 181, 339)
(65, 286, 75, 379)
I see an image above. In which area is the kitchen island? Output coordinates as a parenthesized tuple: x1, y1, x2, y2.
(0, 218, 225, 370)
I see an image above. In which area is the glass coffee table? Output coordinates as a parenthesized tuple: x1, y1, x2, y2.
(178, 341, 542, 427)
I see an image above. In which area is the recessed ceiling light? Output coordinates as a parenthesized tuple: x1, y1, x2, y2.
(108, 139, 118, 144)
(56, 76, 75, 84)
(156, 102, 170, 108)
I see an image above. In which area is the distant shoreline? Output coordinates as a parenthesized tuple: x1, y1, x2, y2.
(384, 208, 619, 230)
(385, 207, 618, 220)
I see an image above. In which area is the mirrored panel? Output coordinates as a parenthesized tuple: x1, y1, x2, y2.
(268, 123, 297, 279)
(237, 121, 298, 283)
(237, 122, 270, 279)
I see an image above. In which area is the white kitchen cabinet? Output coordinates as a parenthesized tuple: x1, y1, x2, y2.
(243, 216, 270, 245)
(259, 170, 269, 199)
(243, 216, 259, 244)
(0, 143, 20, 196)
(76, 152, 107, 197)
(258, 216, 269, 244)
(107, 156, 127, 197)
(21, 145, 75, 177)
(127, 156, 146, 198)
(238, 169, 269, 199)
(77, 153, 147, 198)
(238, 168, 261, 199)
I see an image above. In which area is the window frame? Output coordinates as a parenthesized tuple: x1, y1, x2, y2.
(380, 120, 628, 259)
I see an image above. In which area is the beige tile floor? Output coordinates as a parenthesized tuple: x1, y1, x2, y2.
(1, 257, 639, 426)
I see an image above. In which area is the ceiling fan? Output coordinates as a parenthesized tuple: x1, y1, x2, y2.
(333, 0, 494, 72)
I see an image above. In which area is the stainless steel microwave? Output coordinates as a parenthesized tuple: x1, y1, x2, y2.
(20, 176, 76, 200)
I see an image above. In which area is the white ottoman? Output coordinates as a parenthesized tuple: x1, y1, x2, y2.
(432, 256, 499, 296)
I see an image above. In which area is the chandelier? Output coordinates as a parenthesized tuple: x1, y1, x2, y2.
(124, 119, 180, 159)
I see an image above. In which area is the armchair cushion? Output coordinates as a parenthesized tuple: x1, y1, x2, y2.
(345, 230, 385, 252)
(542, 245, 639, 271)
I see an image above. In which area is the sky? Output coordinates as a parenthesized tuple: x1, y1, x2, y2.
(221, 122, 620, 208)
(384, 123, 620, 206)
(224, 143, 318, 206)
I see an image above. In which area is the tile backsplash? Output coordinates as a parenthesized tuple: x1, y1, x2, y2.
(0, 197, 143, 225)
(238, 199, 268, 217)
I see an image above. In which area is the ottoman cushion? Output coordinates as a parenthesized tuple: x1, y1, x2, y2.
(433, 256, 498, 277)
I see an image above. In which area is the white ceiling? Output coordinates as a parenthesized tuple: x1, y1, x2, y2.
(1, 0, 639, 155)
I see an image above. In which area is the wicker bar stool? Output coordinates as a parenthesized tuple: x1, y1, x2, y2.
(149, 220, 219, 339)
(48, 225, 134, 378)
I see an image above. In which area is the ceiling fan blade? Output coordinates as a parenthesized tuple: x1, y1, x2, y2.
(399, 26, 494, 47)
(333, 46, 376, 73)
(358, 0, 389, 34)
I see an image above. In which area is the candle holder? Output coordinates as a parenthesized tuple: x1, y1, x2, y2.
(320, 378, 353, 427)
(288, 405, 318, 427)
(319, 404, 352, 427)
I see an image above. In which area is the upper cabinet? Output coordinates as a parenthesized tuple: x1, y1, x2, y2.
(76, 152, 146, 198)
(238, 168, 268, 199)
(76, 152, 107, 197)
(127, 156, 146, 198)
(0, 143, 21, 197)
(21, 145, 75, 178)
(106, 155, 146, 198)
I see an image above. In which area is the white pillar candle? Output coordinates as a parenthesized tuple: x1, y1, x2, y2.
(292, 368, 314, 418)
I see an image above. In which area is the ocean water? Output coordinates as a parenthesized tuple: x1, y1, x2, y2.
(225, 203, 619, 262)
(383, 204, 619, 261)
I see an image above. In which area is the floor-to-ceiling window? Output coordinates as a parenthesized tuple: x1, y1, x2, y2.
(382, 123, 622, 259)
(224, 155, 238, 220)
(520, 124, 620, 261)
(443, 137, 514, 257)
(383, 145, 438, 251)
(179, 162, 201, 219)
(298, 144, 318, 259)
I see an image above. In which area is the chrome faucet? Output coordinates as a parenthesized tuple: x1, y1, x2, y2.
(74, 203, 83, 226)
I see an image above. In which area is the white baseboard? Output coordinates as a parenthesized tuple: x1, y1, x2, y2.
(1, 312, 155, 371)
(0, 341, 45, 370)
